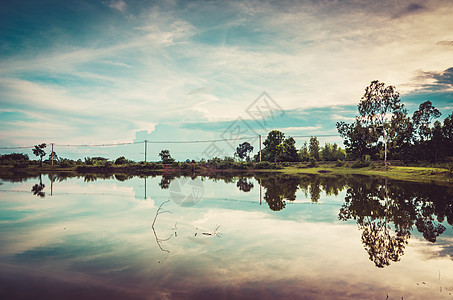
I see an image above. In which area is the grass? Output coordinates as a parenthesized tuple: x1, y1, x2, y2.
(278, 164, 452, 185)
(1, 162, 452, 185)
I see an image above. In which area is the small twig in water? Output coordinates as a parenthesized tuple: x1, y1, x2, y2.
(201, 225, 221, 237)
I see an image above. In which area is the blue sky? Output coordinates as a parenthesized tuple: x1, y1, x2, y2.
(1, 0, 452, 161)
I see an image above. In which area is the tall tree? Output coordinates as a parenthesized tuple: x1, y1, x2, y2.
(309, 136, 320, 161)
(412, 100, 441, 142)
(32, 143, 47, 167)
(387, 111, 413, 160)
(263, 130, 285, 162)
(298, 141, 310, 162)
(358, 80, 405, 168)
(236, 142, 254, 161)
(442, 112, 453, 157)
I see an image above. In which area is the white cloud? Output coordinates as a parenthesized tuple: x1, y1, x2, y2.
(1, 0, 452, 150)
(108, 0, 127, 13)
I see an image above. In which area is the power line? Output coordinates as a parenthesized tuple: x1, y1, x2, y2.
(0, 134, 339, 150)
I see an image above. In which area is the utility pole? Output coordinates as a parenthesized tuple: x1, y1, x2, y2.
(144, 140, 148, 162)
(51, 143, 54, 166)
(259, 135, 262, 162)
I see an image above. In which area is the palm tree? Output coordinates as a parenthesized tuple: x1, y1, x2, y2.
(32, 143, 47, 167)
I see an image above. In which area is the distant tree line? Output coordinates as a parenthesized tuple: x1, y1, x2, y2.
(1, 80, 451, 168)
(243, 131, 345, 163)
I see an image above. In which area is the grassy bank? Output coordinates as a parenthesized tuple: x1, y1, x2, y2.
(1, 162, 451, 184)
(277, 164, 452, 184)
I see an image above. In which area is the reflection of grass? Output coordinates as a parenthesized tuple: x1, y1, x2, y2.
(1, 162, 452, 184)
(278, 164, 452, 184)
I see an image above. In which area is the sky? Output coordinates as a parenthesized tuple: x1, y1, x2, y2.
(0, 0, 452, 161)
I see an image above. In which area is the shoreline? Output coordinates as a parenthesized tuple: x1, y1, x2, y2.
(1, 163, 451, 185)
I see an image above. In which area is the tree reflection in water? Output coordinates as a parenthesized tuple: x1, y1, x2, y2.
(255, 174, 347, 211)
(240, 174, 452, 268)
(236, 178, 254, 192)
(339, 177, 452, 268)
(31, 174, 45, 198)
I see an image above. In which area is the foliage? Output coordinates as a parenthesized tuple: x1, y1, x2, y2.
(309, 136, 320, 161)
(115, 156, 134, 165)
(84, 157, 110, 166)
(158, 150, 175, 164)
(307, 156, 317, 167)
(298, 141, 310, 162)
(320, 143, 345, 161)
(338, 80, 451, 164)
(351, 155, 372, 168)
(254, 161, 282, 169)
(335, 159, 344, 167)
(358, 80, 405, 165)
(261, 130, 299, 162)
(58, 158, 75, 168)
(0, 153, 30, 167)
(32, 143, 47, 167)
(236, 142, 254, 161)
(337, 120, 376, 160)
(412, 100, 442, 142)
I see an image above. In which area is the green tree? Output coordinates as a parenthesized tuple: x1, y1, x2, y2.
(309, 136, 320, 161)
(358, 80, 405, 167)
(236, 142, 254, 161)
(321, 143, 346, 161)
(337, 120, 376, 161)
(442, 112, 453, 158)
(32, 143, 47, 167)
(48, 151, 58, 162)
(262, 130, 285, 162)
(159, 150, 175, 164)
(412, 100, 441, 142)
(279, 137, 299, 162)
(387, 111, 413, 160)
(298, 141, 310, 162)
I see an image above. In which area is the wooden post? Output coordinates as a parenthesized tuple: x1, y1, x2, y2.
(259, 135, 262, 162)
(259, 178, 262, 205)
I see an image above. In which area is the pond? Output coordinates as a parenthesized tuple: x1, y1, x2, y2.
(0, 173, 452, 299)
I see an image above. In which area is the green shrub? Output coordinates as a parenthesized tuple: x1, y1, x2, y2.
(59, 159, 74, 168)
(308, 157, 317, 167)
(351, 155, 372, 168)
(335, 159, 344, 167)
(115, 156, 132, 165)
(254, 161, 282, 169)
(447, 162, 453, 174)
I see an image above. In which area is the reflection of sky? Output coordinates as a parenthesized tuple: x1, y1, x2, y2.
(1, 176, 453, 299)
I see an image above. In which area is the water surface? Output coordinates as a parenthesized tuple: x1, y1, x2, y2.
(0, 173, 452, 299)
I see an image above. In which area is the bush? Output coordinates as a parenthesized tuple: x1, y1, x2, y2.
(59, 159, 75, 168)
(115, 156, 132, 165)
(13, 161, 29, 168)
(140, 162, 161, 170)
(308, 157, 317, 167)
(335, 159, 344, 167)
(351, 155, 372, 168)
(447, 162, 453, 174)
(254, 161, 282, 169)
(1, 153, 30, 166)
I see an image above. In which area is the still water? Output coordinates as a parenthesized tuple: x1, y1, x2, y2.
(0, 173, 452, 299)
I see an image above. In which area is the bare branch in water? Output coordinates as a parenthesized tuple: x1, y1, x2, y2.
(152, 200, 173, 253)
